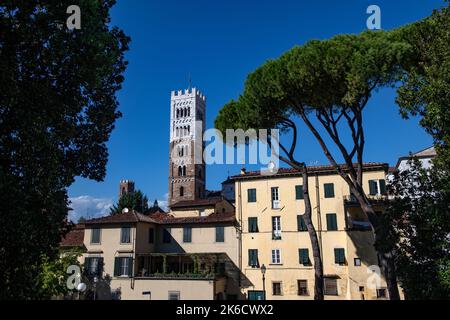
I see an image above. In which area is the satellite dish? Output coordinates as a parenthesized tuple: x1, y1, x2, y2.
(77, 282, 87, 292)
(122, 208, 129, 214)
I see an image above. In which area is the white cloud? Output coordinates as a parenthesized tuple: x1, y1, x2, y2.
(68, 195, 114, 222)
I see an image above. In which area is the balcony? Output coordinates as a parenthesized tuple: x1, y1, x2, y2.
(135, 253, 227, 280)
(343, 194, 387, 207)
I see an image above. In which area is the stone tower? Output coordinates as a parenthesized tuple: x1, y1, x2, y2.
(168, 88, 206, 206)
(119, 180, 135, 198)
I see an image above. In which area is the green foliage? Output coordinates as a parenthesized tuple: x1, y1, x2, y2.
(383, 159, 450, 299)
(36, 250, 82, 299)
(109, 189, 149, 215)
(0, 0, 129, 299)
(396, 3, 450, 169)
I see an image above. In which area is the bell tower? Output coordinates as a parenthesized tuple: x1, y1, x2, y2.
(168, 88, 206, 206)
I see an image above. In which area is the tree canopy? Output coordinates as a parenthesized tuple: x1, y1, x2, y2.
(110, 190, 149, 215)
(0, 0, 129, 299)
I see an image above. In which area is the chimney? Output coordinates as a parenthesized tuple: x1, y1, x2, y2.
(240, 168, 247, 175)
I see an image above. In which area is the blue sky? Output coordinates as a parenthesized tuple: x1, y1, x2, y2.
(68, 0, 444, 221)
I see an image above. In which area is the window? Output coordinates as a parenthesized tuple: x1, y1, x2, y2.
(248, 249, 259, 267)
(354, 258, 361, 266)
(163, 228, 171, 243)
(91, 228, 101, 244)
(179, 186, 184, 197)
(324, 277, 338, 296)
(326, 213, 338, 231)
(114, 257, 133, 277)
(85, 257, 103, 276)
(334, 248, 346, 265)
(295, 185, 304, 200)
(298, 248, 310, 265)
(121, 227, 131, 243)
(272, 282, 282, 296)
(148, 228, 154, 244)
(183, 227, 192, 243)
(247, 189, 257, 202)
(168, 291, 180, 300)
(376, 288, 387, 299)
(297, 215, 307, 231)
(297, 280, 308, 296)
(272, 216, 281, 240)
(271, 187, 280, 209)
(248, 217, 258, 233)
(271, 187, 279, 201)
(216, 226, 225, 242)
(369, 179, 387, 196)
(271, 249, 281, 264)
(324, 183, 335, 198)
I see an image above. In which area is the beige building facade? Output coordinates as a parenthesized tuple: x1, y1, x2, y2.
(233, 163, 392, 300)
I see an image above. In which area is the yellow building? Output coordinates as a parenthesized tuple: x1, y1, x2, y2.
(232, 163, 391, 300)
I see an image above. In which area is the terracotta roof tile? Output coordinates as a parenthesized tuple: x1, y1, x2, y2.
(60, 224, 85, 247)
(151, 211, 236, 225)
(84, 210, 159, 225)
(170, 197, 223, 209)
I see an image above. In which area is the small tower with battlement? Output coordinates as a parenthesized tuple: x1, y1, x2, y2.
(168, 88, 206, 206)
(119, 180, 135, 198)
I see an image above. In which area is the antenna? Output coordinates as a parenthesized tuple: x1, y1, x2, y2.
(188, 72, 192, 90)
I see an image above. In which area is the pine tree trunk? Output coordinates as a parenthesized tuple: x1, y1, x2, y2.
(301, 166, 324, 300)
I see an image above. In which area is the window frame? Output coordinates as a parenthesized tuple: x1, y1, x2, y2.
(326, 213, 338, 231)
(248, 217, 258, 233)
(272, 282, 282, 296)
(90, 228, 101, 244)
(247, 188, 257, 202)
(324, 183, 335, 198)
(271, 249, 281, 265)
(183, 226, 192, 243)
(120, 226, 131, 244)
(215, 225, 225, 242)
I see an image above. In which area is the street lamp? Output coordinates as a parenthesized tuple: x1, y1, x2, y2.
(93, 276, 98, 301)
(261, 264, 266, 300)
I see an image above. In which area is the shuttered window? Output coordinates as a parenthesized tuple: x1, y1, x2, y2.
(334, 248, 346, 265)
(297, 215, 307, 231)
(379, 179, 386, 195)
(114, 257, 133, 277)
(326, 213, 338, 231)
(369, 180, 378, 195)
(298, 280, 308, 296)
(295, 185, 304, 200)
(216, 226, 225, 242)
(324, 277, 338, 296)
(183, 227, 192, 243)
(298, 248, 310, 265)
(247, 189, 257, 202)
(324, 183, 335, 198)
(248, 249, 259, 267)
(248, 217, 258, 233)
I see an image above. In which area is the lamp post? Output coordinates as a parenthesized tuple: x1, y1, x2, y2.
(93, 276, 98, 301)
(261, 264, 266, 300)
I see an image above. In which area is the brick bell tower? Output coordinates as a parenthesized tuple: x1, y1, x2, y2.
(168, 88, 206, 206)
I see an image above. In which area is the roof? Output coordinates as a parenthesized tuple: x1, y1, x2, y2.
(231, 163, 388, 180)
(151, 211, 236, 225)
(84, 210, 159, 225)
(170, 197, 224, 209)
(395, 146, 436, 168)
(60, 224, 85, 248)
(146, 205, 166, 215)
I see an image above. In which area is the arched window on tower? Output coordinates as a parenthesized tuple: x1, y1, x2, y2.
(178, 166, 182, 176)
(176, 109, 179, 118)
(187, 125, 190, 134)
(182, 166, 186, 176)
(188, 108, 190, 117)
(180, 186, 184, 197)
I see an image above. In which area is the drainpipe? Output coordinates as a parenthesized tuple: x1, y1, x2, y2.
(237, 180, 243, 288)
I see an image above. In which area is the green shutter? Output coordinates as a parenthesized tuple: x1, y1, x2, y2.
(216, 226, 224, 242)
(297, 215, 307, 231)
(299, 249, 309, 265)
(369, 180, 378, 195)
(334, 248, 345, 264)
(324, 183, 335, 198)
(326, 214, 337, 231)
(114, 257, 120, 277)
(127, 257, 133, 277)
(379, 179, 386, 195)
(295, 185, 304, 200)
(247, 189, 256, 202)
(249, 249, 258, 266)
(248, 217, 258, 232)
